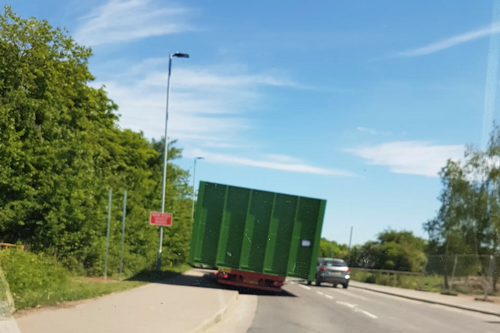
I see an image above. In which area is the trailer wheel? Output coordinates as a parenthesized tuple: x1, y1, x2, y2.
(316, 279, 321, 286)
(307, 280, 312, 286)
(332, 284, 338, 288)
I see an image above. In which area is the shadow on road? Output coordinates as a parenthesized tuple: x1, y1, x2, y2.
(486, 321, 500, 324)
(298, 281, 343, 289)
(128, 269, 296, 297)
(127, 270, 182, 283)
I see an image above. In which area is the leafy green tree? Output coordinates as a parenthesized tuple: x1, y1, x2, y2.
(318, 238, 349, 259)
(0, 7, 194, 277)
(424, 126, 500, 290)
(347, 230, 426, 272)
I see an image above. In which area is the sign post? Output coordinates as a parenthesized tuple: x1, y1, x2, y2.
(151, 212, 172, 270)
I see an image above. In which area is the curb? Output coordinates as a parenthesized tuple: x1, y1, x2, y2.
(186, 291, 239, 333)
(350, 283, 500, 317)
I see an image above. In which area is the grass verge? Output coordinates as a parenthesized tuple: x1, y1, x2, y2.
(350, 270, 498, 296)
(15, 277, 145, 311)
(350, 270, 443, 293)
(1, 249, 193, 311)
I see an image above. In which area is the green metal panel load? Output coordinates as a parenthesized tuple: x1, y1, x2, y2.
(189, 181, 327, 281)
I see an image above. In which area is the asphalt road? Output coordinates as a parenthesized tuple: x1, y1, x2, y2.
(247, 281, 500, 333)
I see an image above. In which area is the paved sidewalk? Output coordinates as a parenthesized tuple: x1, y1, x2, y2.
(350, 280, 500, 317)
(15, 269, 238, 333)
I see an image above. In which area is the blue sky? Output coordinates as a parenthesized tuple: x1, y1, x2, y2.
(7, 0, 500, 245)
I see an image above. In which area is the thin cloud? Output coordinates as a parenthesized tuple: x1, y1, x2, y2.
(185, 149, 356, 176)
(74, 0, 191, 46)
(265, 154, 301, 164)
(94, 58, 305, 146)
(357, 127, 392, 136)
(142, 68, 301, 90)
(345, 141, 464, 177)
(201, 142, 251, 149)
(397, 25, 500, 57)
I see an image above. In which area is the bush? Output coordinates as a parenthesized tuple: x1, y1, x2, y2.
(365, 274, 377, 284)
(0, 249, 151, 310)
(0, 249, 70, 308)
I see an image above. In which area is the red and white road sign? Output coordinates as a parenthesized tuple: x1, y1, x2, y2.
(149, 212, 173, 227)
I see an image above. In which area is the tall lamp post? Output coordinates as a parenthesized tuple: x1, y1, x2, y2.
(191, 157, 204, 222)
(156, 52, 190, 271)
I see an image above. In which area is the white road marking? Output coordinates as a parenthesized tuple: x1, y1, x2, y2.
(325, 294, 333, 299)
(336, 289, 369, 301)
(335, 301, 378, 320)
(336, 301, 356, 308)
(298, 284, 310, 290)
(317, 291, 324, 295)
(357, 309, 378, 319)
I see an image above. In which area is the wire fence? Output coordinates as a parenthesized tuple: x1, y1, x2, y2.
(350, 255, 499, 297)
(425, 255, 499, 296)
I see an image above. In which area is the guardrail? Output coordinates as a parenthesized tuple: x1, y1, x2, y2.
(350, 267, 423, 290)
(0, 243, 25, 251)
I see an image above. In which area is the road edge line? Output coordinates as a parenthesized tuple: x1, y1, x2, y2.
(186, 291, 239, 333)
(349, 284, 500, 317)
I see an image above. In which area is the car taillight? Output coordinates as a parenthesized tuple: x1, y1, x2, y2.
(345, 268, 350, 273)
(320, 266, 326, 271)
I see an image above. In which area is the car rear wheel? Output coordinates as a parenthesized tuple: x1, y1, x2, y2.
(342, 282, 349, 289)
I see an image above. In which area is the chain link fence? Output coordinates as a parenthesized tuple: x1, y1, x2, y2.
(424, 255, 499, 296)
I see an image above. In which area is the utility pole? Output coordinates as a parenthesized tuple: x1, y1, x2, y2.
(347, 226, 353, 264)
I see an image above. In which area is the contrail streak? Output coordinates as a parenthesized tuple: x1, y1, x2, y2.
(481, 0, 500, 150)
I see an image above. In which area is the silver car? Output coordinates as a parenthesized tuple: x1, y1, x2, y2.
(315, 258, 350, 288)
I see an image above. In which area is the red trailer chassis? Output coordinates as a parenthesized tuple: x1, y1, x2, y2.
(216, 267, 285, 292)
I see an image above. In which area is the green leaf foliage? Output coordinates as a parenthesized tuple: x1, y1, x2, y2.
(0, 7, 194, 277)
(423, 129, 500, 258)
(423, 125, 500, 290)
(347, 230, 426, 272)
(321, 230, 427, 273)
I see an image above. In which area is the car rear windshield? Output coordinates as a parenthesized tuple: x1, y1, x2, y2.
(324, 260, 346, 267)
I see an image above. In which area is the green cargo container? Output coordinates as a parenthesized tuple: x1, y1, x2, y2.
(189, 181, 326, 282)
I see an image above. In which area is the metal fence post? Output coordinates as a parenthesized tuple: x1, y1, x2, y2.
(486, 255, 495, 300)
(119, 191, 127, 280)
(449, 255, 458, 293)
(104, 188, 112, 280)
(420, 257, 428, 291)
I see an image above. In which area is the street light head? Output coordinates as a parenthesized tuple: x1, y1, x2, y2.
(173, 52, 190, 58)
